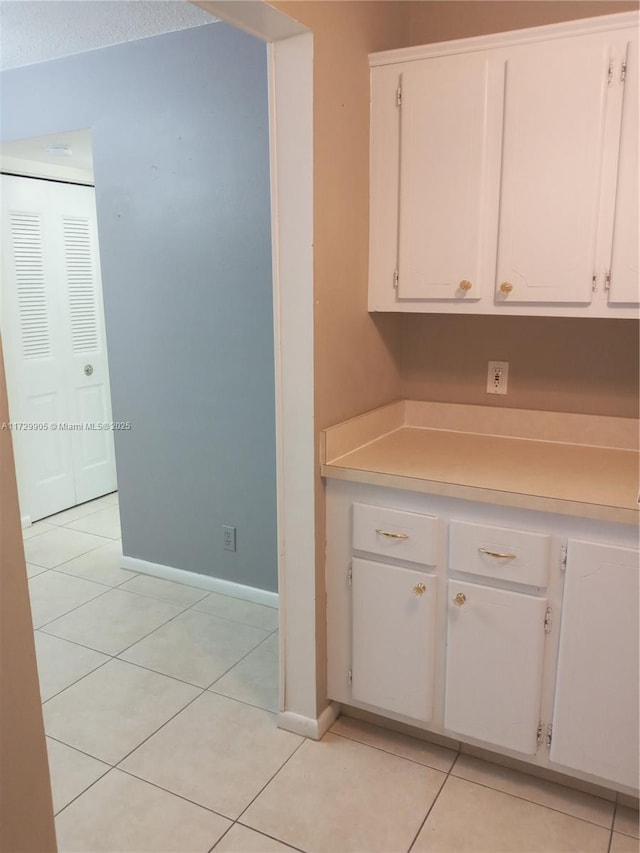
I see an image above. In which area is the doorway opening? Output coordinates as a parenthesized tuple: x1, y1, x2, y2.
(1, 129, 119, 529)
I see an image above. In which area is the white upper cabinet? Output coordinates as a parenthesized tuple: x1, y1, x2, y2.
(368, 12, 639, 317)
(397, 54, 504, 301)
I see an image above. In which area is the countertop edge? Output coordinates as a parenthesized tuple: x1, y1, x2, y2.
(321, 463, 639, 526)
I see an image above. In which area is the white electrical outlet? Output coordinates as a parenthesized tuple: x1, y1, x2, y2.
(487, 361, 509, 395)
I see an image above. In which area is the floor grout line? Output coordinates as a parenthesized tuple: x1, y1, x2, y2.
(407, 750, 461, 853)
(328, 729, 456, 774)
(234, 737, 308, 828)
(32, 584, 114, 631)
(115, 766, 232, 822)
(447, 771, 617, 830)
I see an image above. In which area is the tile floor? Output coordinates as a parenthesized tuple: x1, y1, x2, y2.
(24, 495, 639, 853)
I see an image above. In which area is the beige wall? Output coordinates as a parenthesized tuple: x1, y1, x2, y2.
(406, 0, 639, 43)
(0, 344, 57, 853)
(401, 316, 639, 417)
(272, 1, 407, 432)
(400, 0, 640, 419)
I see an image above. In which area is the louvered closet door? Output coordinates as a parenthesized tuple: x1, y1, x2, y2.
(0, 175, 116, 521)
(55, 184, 116, 505)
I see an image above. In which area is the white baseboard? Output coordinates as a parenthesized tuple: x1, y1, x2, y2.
(120, 555, 279, 609)
(278, 702, 340, 740)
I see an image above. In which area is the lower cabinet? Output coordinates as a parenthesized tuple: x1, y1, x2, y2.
(444, 580, 547, 755)
(550, 540, 640, 789)
(326, 479, 639, 793)
(351, 558, 437, 723)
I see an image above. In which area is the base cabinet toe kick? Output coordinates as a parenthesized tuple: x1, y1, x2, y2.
(326, 480, 639, 795)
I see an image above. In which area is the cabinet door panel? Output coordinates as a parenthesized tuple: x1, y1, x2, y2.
(496, 35, 610, 304)
(352, 558, 437, 722)
(445, 580, 547, 753)
(550, 540, 639, 788)
(398, 54, 504, 300)
(609, 38, 639, 304)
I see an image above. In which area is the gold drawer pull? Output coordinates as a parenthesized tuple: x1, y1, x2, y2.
(459, 279, 473, 292)
(500, 281, 513, 294)
(478, 547, 516, 559)
(454, 592, 466, 607)
(413, 583, 426, 597)
(375, 529, 409, 540)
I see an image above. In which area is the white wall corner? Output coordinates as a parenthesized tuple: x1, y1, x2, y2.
(278, 701, 341, 741)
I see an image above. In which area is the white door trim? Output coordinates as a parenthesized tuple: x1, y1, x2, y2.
(194, 3, 319, 725)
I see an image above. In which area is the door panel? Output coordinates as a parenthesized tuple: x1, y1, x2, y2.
(496, 35, 610, 304)
(445, 580, 547, 754)
(352, 557, 437, 722)
(550, 540, 639, 788)
(58, 194, 117, 504)
(2, 183, 76, 520)
(398, 54, 504, 300)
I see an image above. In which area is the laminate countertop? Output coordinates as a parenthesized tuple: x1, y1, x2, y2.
(320, 401, 640, 525)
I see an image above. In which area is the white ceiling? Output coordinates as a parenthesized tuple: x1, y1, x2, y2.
(0, 0, 218, 71)
(1, 128, 94, 171)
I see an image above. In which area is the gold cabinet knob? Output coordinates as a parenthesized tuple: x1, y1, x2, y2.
(499, 281, 513, 294)
(459, 280, 473, 292)
(413, 582, 426, 597)
(453, 592, 466, 607)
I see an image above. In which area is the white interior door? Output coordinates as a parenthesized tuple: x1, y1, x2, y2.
(1, 175, 116, 522)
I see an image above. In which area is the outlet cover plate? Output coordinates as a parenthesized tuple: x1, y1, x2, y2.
(487, 361, 509, 395)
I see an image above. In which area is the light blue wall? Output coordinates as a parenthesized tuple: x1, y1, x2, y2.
(1, 23, 277, 591)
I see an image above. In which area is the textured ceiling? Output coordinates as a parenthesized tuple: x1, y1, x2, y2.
(0, 1, 218, 71)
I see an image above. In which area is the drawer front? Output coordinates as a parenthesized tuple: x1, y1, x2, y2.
(449, 520, 550, 587)
(352, 503, 440, 566)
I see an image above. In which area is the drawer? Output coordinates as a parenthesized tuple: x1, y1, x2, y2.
(352, 503, 440, 566)
(449, 520, 550, 587)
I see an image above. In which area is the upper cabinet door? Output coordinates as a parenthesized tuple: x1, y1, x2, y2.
(397, 54, 504, 301)
(608, 37, 639, 304)
(495, 35, 611, 304)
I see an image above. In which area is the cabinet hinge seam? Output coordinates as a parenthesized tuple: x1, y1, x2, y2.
(348, 566, 352, 585)
(592, 273, 597, 293)
(608, 61, 614, 86)
(348, 668, 353, 686)
(537, 721, 544, 745)
(604, 270, 611, 291)
(546, 724, 553, 748)
(544, 607, 552, 634)
(560, 545, 567, 572)
(621, 61, 627, 83)
(393, 269, 399, 289)
(396, 86, 402, 108)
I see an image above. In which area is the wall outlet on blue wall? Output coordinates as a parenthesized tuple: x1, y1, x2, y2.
(223, 525, 236, 552)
